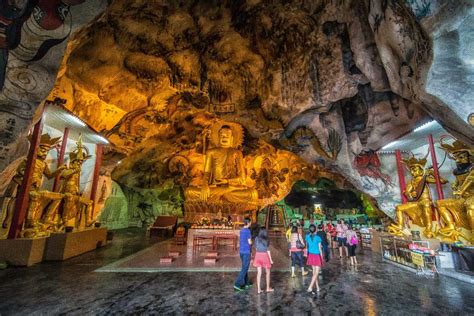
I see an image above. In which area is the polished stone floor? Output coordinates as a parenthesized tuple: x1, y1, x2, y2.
(0, 228, 473, 315)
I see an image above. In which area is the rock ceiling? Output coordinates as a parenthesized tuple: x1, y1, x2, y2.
(1, 0, 473, 216)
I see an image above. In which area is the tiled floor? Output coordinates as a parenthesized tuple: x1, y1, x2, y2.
(0, 228, 473, 315)
(97, 235, 293, 272)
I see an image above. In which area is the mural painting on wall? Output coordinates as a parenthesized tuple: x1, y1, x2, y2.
(0, 0, 105, 172)
(388, 140, 474, 243)
(353, 149, 392, 187)
(0, 134, 96, 239)
(0, 0, 84, 90)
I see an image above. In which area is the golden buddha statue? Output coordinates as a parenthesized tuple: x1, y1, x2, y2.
(435, 140, 473, 242)
(388, 155, 446, 238)
(185, 123, 257, 205)
(22, 134, 65, 237)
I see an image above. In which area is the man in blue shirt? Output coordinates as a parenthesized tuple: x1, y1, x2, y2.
(234, 217, 252, 291)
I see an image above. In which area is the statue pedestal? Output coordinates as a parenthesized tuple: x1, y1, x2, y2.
(0, 237, 47, 266)
(184, 201, 256, 223)
(44, 228, 108, 261)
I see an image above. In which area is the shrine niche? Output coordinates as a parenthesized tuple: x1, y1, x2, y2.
(0, 99, 110, 240)
(111, 105, 322, 223)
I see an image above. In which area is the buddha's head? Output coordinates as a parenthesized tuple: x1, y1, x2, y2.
(218, 125, 233, 148)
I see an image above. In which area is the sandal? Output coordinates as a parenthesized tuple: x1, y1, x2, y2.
(266, 288, 274, 293)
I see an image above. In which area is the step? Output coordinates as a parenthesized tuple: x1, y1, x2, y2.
(204, 257, 217, 264)
(160, 257, 173, 264)
(168, 251, 181, 258)
(207, 251, 218, 257)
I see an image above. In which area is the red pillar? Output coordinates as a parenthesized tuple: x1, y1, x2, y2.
(395, 150, 408, 204)
(428, 134, 444, 200)
(52, 127, 69, 192)
(89, 144, 103, 218)
(8, 118, 44, 239)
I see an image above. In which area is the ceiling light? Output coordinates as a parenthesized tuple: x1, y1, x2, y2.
(67, 114, 86, 127)
(96, 135, 109, 144)
(413, 120, 436, 133)
(381, 140, 400, 150)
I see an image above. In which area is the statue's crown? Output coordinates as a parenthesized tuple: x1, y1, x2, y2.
(402, 156, 427, 168)
(29, 133, 61, 148)
(69, 136, 91, 161)
(440, 140, 472, 154)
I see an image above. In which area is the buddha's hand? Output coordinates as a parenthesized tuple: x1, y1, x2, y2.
(200, 185, 210, 201)
(215, 179, 229, 185)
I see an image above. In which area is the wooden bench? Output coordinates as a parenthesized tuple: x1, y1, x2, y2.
(149, 216, 177, 238)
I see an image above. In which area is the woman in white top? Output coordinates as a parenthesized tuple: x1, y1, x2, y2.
(335, 219, 349, 258)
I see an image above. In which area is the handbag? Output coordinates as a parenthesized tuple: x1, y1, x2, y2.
(350, 234, 359, 245)
(296, 234, 305, 249)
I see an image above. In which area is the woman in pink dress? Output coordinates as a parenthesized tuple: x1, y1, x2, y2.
(305, 224, 324, 293)
(253, 228, 274, 293)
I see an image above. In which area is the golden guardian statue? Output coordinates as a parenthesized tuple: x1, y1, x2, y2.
(22, 134, 65, 238)
(435, 139, 473, 242)
(388, 155, 446, 238)
(59, 137, 94, 230)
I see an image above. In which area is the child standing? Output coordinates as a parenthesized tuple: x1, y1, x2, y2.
(253, 228, 274, 293)
(305, 224, 323, 294)
(345, 225, 359, 265)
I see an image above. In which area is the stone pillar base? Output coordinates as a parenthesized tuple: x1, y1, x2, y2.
(0, 237, 47, 266)
(44, 228, 108, 261)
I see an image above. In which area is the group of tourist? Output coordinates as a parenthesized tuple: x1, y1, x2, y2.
(233, 218, 359, 294)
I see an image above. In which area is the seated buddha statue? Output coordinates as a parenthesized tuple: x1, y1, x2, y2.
(388, 156, 446, 238)
(436, 140, 473, 242)
(185, 124, 258, 204)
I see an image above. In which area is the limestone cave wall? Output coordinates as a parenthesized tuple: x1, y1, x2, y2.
(1, 0, 473, 221)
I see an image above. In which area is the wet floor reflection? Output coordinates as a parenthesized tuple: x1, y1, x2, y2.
(0, 229, 473, 314)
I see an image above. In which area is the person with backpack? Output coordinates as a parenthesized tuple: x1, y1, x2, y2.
(345, 224, 359, 265)
(290, 225, 308, 277)
(317, 224, 330, 262)
(305, 224, 323, 293)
